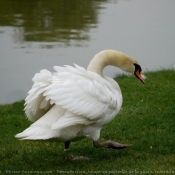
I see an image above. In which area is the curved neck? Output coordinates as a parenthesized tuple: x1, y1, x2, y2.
(87, 50, 137, 76)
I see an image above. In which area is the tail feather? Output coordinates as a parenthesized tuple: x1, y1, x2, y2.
(15, 105, 65, 140)
(15, 126, 57, 140)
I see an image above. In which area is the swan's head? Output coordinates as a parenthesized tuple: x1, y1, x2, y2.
(87, 50, 145, 84)
(109, 51, 145, 84)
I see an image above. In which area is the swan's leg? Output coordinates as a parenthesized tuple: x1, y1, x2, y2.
(64, 141, 89, 161)
(93, 140, 131, 149)
(64, 141, 74, 161)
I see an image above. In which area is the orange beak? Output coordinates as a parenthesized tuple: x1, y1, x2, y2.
(135, 69, 145, 84)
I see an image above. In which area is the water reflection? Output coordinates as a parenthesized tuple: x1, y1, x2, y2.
(0, 0, 175, 104)
(0, 0, 110, 46)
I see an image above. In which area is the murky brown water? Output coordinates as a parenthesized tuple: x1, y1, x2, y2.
(0, 0, 175, 104)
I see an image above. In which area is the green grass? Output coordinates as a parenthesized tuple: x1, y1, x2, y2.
(0, 70, 175, 175)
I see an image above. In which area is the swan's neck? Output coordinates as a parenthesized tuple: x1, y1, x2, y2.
(87, 50, 137, 76)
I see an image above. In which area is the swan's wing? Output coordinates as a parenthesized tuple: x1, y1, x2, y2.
(44, 64, 122, 130)
(24, 69, 53, 122)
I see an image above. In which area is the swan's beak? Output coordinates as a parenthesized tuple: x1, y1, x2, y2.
(135, 70, 145, 84)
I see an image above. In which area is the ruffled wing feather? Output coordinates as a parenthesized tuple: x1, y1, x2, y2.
(24, 69, 53, 122)
(24, 64, 122, 130)
(44, 64, 122, 130)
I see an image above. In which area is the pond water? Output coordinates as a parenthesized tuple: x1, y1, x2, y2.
(0, 0, 175, 104)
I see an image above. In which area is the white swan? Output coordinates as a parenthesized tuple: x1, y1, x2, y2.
(15, 50, 145, 160)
